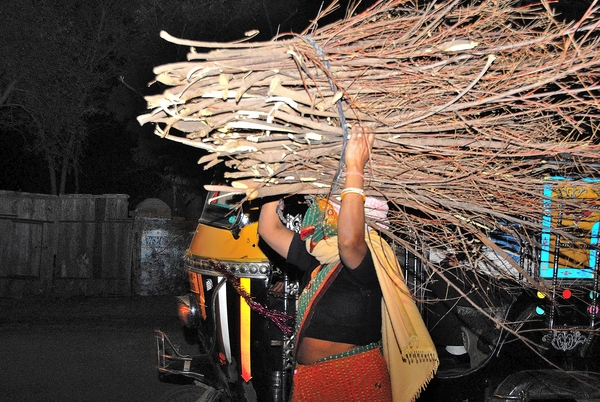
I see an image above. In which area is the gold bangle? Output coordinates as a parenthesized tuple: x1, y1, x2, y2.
(341, 187, 366, 202)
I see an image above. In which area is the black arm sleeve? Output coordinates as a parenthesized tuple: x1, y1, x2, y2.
(287, 233, 320, 272)
(345, 250, 379, 288)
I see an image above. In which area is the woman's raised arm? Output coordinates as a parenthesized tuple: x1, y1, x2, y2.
(338, 126, 375, 269)
(258, 200, 295, 259)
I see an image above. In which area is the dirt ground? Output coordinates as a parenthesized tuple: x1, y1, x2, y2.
(0, 295, 189, 402)
(4, 295, 597, 402)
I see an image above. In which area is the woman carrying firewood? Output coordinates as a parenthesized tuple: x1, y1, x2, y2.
(258, 127, 390, 401)
(258, 125, 437, 402)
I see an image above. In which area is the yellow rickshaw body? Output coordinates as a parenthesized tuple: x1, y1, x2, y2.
(187, 221, 267, 263)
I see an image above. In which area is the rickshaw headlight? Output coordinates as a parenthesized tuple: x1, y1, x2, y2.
(176, 294, 200, 329)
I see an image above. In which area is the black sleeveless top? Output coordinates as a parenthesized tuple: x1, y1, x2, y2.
(287, 233, 382, 345)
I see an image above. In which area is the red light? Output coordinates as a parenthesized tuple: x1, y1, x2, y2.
(177, 304, 191, 324)
(562, 289, 572, 299)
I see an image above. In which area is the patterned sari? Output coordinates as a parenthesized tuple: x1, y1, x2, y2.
(290, 197, 437, 402)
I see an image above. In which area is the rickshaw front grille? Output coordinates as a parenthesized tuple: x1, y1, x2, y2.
(184, 255, 271, 279)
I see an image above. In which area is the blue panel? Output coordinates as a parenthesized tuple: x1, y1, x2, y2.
(539, 177, 600, 280)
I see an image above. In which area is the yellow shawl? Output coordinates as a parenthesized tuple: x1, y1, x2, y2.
(307, 228, 438, 402)
(366, 231, 439, 402)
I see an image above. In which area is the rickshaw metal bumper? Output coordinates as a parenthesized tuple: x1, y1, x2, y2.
(156, 329, 212, 382)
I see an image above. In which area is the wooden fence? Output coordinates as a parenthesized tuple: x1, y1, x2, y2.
(0, 191, 133, 298)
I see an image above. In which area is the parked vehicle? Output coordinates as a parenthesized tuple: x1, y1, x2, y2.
(156, 177, 600, 402)
(418, 175, 600, 401)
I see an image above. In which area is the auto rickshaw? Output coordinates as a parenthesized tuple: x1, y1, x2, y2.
(156, 191, 302, 402)
(415, 175, 600, 401)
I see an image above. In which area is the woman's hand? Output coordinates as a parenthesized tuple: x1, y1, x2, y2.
(344, 124, 375, 174)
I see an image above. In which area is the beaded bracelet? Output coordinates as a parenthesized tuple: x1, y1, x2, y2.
(341, 187, 366, 202)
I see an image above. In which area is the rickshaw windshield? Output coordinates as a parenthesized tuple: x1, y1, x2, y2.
(199, 190, 245, 230)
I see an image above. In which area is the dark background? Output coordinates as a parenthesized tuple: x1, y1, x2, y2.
(1, 0, 592, 216)
(0, 0, 381, 215)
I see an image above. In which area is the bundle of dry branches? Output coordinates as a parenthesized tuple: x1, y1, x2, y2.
(138, 0, 600, 295)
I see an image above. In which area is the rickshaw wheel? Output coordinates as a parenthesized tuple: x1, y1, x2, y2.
(158, 385, 221, 402)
